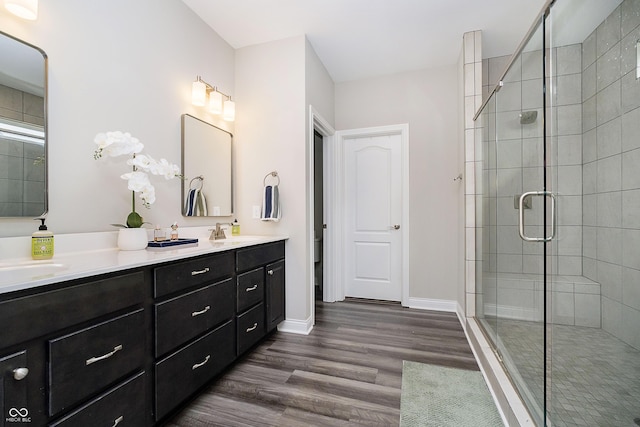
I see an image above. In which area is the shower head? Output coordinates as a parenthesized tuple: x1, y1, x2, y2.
(519, 110, 537, 124)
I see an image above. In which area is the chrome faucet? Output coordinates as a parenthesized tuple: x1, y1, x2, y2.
(209, 223, 227, 240)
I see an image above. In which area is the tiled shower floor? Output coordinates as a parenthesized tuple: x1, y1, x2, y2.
(491, 319, 640, 427)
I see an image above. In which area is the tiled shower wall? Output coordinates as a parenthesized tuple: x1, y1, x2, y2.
(463, 30, 483, 318)
(582, 0, 640, 350)
(0, 83, 45, 216)
(482, 45, 584, 278)
(476, 0, 640, 350)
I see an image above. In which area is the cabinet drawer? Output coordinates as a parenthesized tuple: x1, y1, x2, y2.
(155, 320, 235, 421)
(48, 309, 145, 416)
(237, 303, 265, 355)
(0, 271, 144, 348)
(49, 372, 145, 427)
(155, 278, 234, 357)
(236, 241, 285, 272)
(236, 268, 264, 312)
(154, 251, 234, 297)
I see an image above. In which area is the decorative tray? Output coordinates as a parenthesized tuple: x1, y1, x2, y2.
(147, 238, 199, 250)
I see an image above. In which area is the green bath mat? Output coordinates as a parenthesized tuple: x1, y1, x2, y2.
(400, 361, 503, 426)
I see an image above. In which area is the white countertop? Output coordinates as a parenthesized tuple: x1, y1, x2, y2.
(0, 229, 287, 295)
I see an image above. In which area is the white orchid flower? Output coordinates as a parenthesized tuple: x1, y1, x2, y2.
(128, 154, 181, 179)
(94, 131, 144, 159)
(94, 131, 181, 226)
(121, 171, 156, 208)
(154, 158, 181, 179)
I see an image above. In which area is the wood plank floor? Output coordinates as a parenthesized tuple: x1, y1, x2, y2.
(165, 299, 479, 426)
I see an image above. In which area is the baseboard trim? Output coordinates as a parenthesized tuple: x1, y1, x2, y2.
(407, 297, 457, 313)
(277, 317, 313, 335)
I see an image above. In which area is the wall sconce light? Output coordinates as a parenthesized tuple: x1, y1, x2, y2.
(191, 76, 235, 121)
(3, 0, 38, 20)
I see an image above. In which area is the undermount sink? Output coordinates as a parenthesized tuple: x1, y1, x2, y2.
(0, 261, 69, 284)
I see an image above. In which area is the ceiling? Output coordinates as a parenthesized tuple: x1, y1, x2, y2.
(181, 0, 549, 83)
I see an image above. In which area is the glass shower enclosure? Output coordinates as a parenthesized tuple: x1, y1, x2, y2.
(474, 0, 640, 425)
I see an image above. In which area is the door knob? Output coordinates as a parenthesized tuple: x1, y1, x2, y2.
(13, 367, 28, 380)
(391, 224, 400, 230)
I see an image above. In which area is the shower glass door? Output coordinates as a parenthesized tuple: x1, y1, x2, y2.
(546, 1, 640, 425)
(476, 17, 548, 426)
(476, 0, 640, 425)
(500, 20, 547, 425)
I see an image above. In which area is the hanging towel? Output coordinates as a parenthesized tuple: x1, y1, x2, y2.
(185, 188, 208, 216)
(261, 184, 281, 222)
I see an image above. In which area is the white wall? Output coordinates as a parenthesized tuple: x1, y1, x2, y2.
(1, 0, 458, 321)
(234, 36, 311, 325)
(0, 0, 235, 237)
(305, 38, 335, 127)
(335, 66, 461, 302)
(234, 36, 335, 329)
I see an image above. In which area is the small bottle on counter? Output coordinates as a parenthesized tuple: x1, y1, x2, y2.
(170, 222, 179, 240)
(32, 217, 54, 260)
(154, 225, 166, 242)
(232, 219, 240, 236)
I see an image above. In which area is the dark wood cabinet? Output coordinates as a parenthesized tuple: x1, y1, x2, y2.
(236, 267, 264, 312)
(154, 278, 234, 357)
(155, 320, 235, 421)
(153, 251, 234, 298)
(48, 372, 146, 427)
(48, 309, 146, 415)
(0, 239, 286, 426)
(236, 240, 286, 343)
(0, 350, 29, 425)
(266, 259, 285, 332)
(237, 302, 265, 354)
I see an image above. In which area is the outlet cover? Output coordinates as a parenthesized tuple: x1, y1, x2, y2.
(252, 205, 261, 219)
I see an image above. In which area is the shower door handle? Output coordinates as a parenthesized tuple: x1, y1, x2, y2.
(518, 191, 556, 242)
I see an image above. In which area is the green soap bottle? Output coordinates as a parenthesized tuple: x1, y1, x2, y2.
(32, 218, 54, 260)
(231, 219, 240, 236)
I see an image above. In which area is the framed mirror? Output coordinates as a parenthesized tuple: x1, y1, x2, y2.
(0, 31, 47, 217)
(181, 114, 233, 217)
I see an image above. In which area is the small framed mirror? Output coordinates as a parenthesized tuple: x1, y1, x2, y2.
(181, 114, 233, 217)
(0, 31, 47, 217)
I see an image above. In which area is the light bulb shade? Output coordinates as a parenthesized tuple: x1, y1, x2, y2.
(223, 99, 235, 121)
(191, 80, 207, 106)
(4, 0, 37, 19)
(208, 91, 223, 114)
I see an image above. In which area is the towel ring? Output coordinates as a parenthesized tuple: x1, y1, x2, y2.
(189, 175, 204, 190)
(263, 171, 280, 186)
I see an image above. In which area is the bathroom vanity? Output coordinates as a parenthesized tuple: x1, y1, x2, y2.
(0, 235, 286, 426)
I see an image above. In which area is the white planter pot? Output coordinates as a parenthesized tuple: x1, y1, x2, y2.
(117, 228, 148, 251)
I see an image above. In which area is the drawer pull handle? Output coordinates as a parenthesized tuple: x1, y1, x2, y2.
(192, 355, 210, 370)
(86, 345, 123, 366)
(191, 267, 210, 276)
(267, 269, 274, 275)
(246, 322, 258, 332)
(191, 305, 211, 317)
(112, 416, 124, 427)
(12, 367, 29, 381)
(245, 284, 258, 292)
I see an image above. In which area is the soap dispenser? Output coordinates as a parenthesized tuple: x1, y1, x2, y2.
(32, 218, 54, 260)
(232, 219, 240, 236)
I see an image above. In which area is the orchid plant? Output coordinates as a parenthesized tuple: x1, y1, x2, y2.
(93, 131, 181, 228)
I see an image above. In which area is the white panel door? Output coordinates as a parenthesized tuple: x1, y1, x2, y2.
(344, 133, 402, 301)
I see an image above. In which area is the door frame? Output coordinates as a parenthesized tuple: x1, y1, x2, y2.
(308, 106, 335, 327)
(333, 123, 410, 306)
